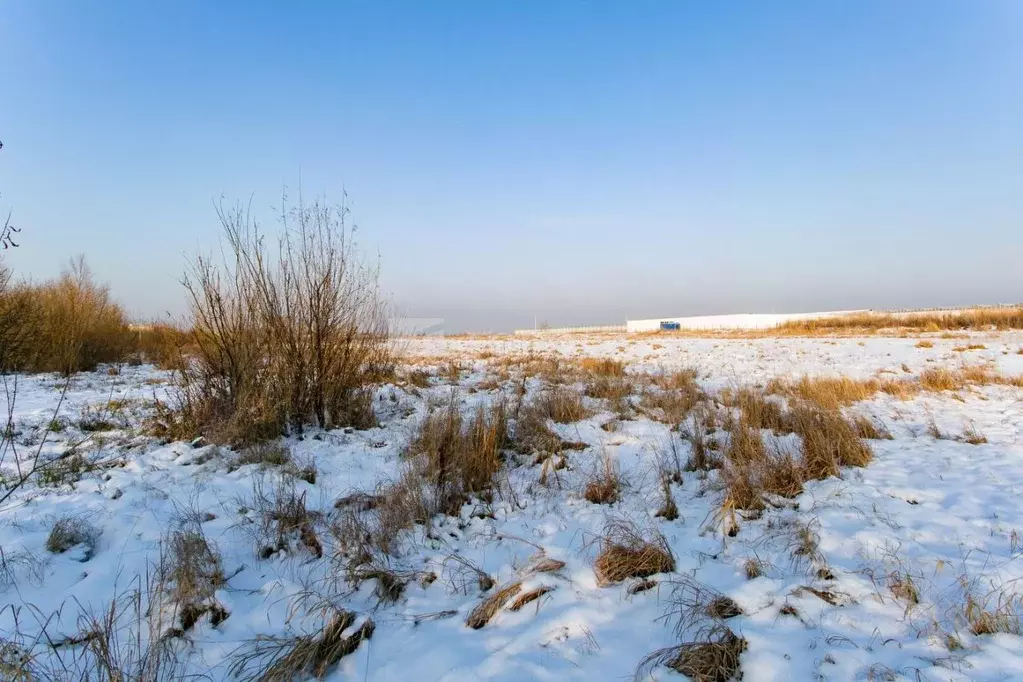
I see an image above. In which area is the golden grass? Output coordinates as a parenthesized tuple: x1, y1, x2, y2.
(915, 340, 934, 348)
(776, 307, 1023, 333)
(508, 585, 556, 612)
(579, 357, 626, 377)
(407, 397, 509, 509)
(593, 521, 675, 586)
(465, 582, 523, 629)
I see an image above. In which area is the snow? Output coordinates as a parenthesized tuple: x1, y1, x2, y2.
(2, 333, 1023, 681)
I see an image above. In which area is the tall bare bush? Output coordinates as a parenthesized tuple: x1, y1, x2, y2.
(171, 195, 391, 444)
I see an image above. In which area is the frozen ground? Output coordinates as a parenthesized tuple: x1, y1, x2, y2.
(2, 333, 1023, 681)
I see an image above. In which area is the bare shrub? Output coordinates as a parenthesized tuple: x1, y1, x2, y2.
(45, 515, 100, 559)
(132, 323, 191, 370)
(166, 195, 391, 445)
(593, 521, 675, 586)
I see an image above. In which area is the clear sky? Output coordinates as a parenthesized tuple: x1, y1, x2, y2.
(1, 1, 1021, 332)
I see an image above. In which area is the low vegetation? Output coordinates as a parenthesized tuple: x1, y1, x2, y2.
(776, 307, 1023, 333)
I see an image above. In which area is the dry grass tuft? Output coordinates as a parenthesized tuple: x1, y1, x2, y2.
(533, 386, 591, 424)
(962, 590, 1022, 636)
(639, 625, 746, 682)
(960, 422, 988, 445)
(407, 397, 509, 512)
(508, 585, 556, 612)
(593, 521, 675, 586)
(730, 387, 790, 432)
(232, 608, 375, 681)
(584, 450, 622, 505)
(465, 582, 523, 629)
(45, 516, 100, 560)
(887, 573, 920, 607)
(579, 357, 626, 377)
(791, 403, 873, 478)
(953, 344, 987, 352)
(743, 559, 764, 580)
(251, 476, 322, 559)
(915, 340, 934, 348)
(850, 415, 893, 440)
(720, 421, 803, 511)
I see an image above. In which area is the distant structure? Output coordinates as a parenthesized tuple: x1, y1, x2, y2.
(514, 310, 863, 335)
(623, 310, 864, 333)
(390, 317, 444, 337)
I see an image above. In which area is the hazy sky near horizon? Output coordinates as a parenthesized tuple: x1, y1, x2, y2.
(2, 1, 1021, 332)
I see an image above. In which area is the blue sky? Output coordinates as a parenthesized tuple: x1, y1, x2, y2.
(1, 1, 1021, 331)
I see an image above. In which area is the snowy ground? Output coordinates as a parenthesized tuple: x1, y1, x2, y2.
(2, 333, 1023, 681)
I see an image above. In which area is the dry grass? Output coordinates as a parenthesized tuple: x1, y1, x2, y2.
(163, 529, 228, 633)
(962, 589, 1022, 636)
(639, 625, 746, 682)
(887, 573, 920, 607)
(775, 307, 1023, 333)
(508, 585, 556, 612)
(579, 357, 626, 377)
(0, 257, 131, 374)
(45, 516, 100, 559)
(720, 442, 803, 511)
(850, 415, 893, 440)
(584, 450, 622, 505)
(406, 397, 509, 512)
(251, 476, 322, 559)
(960, 422, 988, 445)
(465, 582, 523, 629)
(231, 608, 375, 681)
(728, 387, 790, 431)
(743, 559, 764, 580)
(791, 403, 873, 478)
(593, 521, 675, 586)
(533, 386, 592, 423)
(719, 402, 873, 515)
(953, 344, 987, 352)
(915, 340, 934, 348)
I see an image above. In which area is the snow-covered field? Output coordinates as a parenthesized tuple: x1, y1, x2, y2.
(3, 333, 1023, 681)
